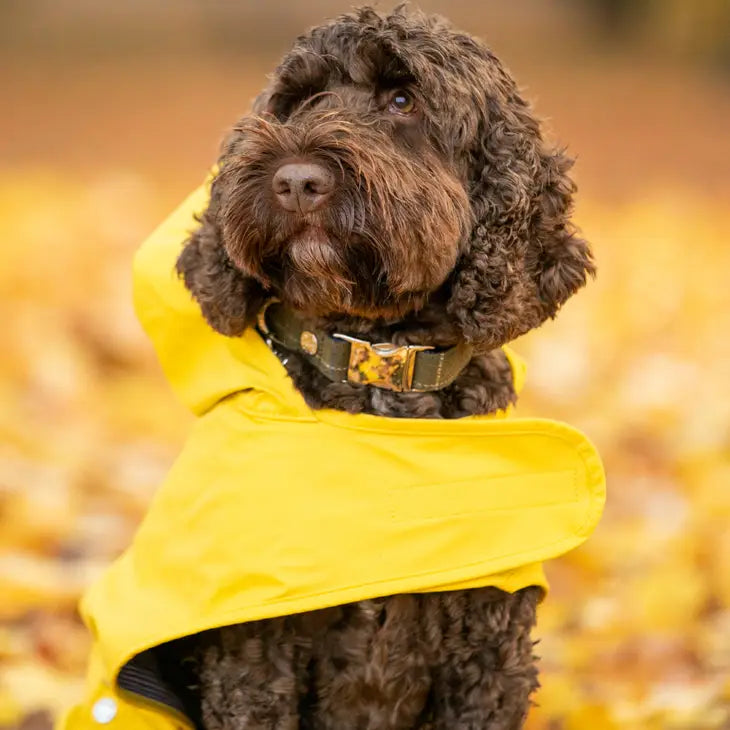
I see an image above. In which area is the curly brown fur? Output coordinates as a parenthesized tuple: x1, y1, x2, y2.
(166, 5, 595, 728)
(190, 587, 540, 730)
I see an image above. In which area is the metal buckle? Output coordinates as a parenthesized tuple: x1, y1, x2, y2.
(333, 334, 433, 392)
(255, 298, 280, 337)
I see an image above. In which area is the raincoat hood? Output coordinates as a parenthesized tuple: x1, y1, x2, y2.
(59, 181, 605, 730)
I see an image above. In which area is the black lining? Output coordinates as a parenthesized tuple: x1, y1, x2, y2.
(117, 649, 201, 729)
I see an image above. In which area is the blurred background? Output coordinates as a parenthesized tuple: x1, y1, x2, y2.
(1, 1, 729, 728)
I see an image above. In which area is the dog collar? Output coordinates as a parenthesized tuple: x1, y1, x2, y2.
(256, 300, 473, 392)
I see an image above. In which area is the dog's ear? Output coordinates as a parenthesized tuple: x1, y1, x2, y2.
(177, 175, 268, 337)
(529, 149, 595, 319)
(447, 51, 594, 349)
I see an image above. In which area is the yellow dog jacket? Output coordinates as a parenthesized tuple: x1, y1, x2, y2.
(59, 182, 605, 730)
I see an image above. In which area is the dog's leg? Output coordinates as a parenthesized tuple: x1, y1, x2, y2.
(311, 596, 432, 730)
(198, 616, 315, 730)
(424, 587, 541, 730)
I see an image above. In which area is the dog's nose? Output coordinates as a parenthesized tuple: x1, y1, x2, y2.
(272, 162, 334, 214)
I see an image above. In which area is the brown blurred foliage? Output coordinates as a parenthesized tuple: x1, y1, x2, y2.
(1, 2, 729, 728)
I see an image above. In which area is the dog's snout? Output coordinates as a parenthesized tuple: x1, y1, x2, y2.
(272, 162, 334, 214)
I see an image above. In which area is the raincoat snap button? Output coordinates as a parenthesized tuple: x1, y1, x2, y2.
(92, 697, 117, 724)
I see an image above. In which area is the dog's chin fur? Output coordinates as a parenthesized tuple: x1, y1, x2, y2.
(169, 5, 596, 729)
(281, 232, 456, 320)
(282, 228, 358, 316)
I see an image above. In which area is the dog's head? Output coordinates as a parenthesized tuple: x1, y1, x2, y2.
(179, 6, 594, 349)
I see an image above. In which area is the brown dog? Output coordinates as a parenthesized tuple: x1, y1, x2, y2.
(169, 6, 595, 728)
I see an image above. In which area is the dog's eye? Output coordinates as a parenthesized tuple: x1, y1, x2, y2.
(388, 89, 416, 115)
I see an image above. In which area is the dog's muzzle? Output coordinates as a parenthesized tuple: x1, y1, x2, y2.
(257, 300, 473, 392)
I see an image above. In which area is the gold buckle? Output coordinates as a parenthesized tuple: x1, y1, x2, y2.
(255, 298, 280, 336)
(333, 335, 432, 392)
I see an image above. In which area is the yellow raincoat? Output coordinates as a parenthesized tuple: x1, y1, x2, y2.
(59, 181, 605, 730)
